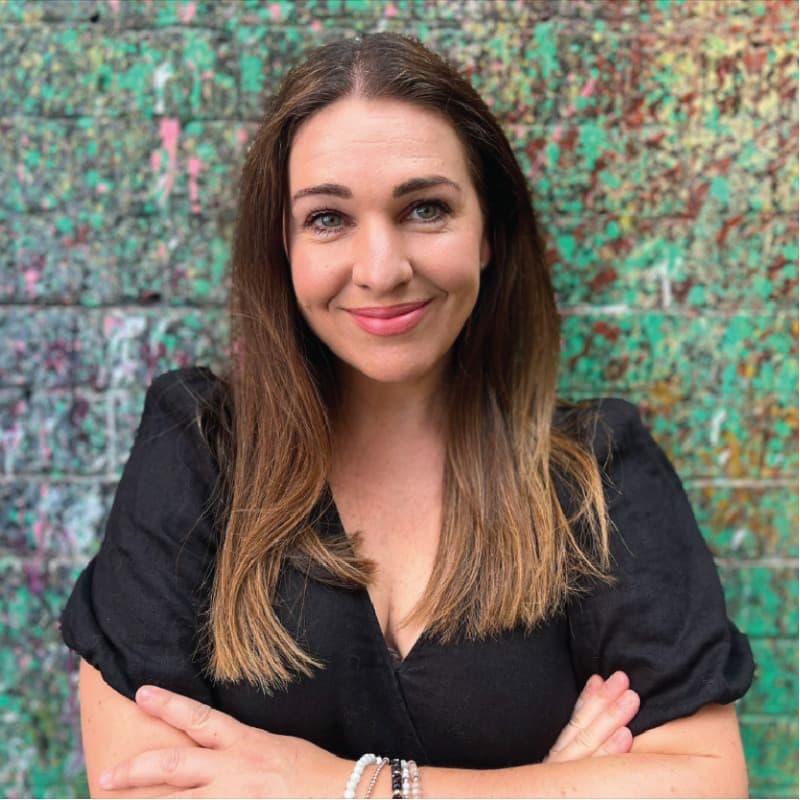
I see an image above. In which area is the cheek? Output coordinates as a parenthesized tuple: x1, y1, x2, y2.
(290, 253, 335, 310)
(424, 240, 482, 296)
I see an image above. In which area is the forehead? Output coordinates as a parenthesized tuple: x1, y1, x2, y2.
(288, 96, 470, 189)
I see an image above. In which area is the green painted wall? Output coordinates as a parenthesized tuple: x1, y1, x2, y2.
(0, 0, 796, 796)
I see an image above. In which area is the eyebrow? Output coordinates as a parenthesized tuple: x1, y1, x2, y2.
(291, 175, 463, 206)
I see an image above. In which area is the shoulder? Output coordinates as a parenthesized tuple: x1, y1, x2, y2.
(143, 365, 223, 421)
(554, 396, 647, 465)
(137, 366, 224, 450)
(123, 365, 226, 511)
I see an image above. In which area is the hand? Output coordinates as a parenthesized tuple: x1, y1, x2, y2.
(545, 671, 640, 763)
(98, 685, 351, 798)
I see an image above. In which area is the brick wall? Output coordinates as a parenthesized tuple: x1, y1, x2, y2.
(0, 0, 796, 796)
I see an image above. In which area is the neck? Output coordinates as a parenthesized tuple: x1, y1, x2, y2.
(332, 362, 449, 449)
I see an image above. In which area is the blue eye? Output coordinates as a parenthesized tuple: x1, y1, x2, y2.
(303, 199, 452, 238)
(310, 211, 343, 230)
(410, 201, 448, 221)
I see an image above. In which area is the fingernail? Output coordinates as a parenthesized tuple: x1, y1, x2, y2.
(607, 671, 627, 690)
(617, 689, 638, 709)
(136, 685, 159, 703)
(99, 770, 114, 789)
(585, 674, 600, 691)
(612, 726, 631, 745)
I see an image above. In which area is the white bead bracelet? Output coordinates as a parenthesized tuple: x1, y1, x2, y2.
(344, 753, 382, 799)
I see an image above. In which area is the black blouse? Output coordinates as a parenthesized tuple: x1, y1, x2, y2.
(59, 366, 754, 769)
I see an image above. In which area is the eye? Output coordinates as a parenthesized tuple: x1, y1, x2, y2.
(302, 198, 452, 238)
(304, 210, 343, 233)
(409, 200, 450, 222)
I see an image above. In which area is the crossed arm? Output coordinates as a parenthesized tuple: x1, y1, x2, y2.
(80, 659, 749, 798)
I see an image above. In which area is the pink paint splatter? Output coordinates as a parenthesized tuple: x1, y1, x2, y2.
(158, 118, 181, 203)
(385, 2, 397, 16)
(108, 0, 121, 12)
(97, 183, 108, 194)
(187, 156, 203, 214)
(580, 78, 597, 98)
(269, 3, 282, 21)
(33, 517, 48, 549)
(311, 19, 322, 32)
(236, 128, 249, 144)
(179, 1, 196, 22)
(24, 268, 41, 297)
(24, 560, 46, 594)
(38, 424, 52, 471)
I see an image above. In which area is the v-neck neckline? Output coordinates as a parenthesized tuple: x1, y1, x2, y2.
(319, 481, 430, 670)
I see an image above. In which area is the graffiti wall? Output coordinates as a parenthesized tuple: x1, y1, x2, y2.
(0, 0, 796, 796)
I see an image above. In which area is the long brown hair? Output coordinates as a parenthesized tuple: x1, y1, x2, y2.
(193, 32, 615, 695)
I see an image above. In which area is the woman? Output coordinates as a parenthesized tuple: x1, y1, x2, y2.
(60, 32, 754, 797)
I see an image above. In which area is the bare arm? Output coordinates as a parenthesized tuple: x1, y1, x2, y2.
(368, 703, 748, 798)
(78, 658, 202, 798)
(80, 660, 746, 798)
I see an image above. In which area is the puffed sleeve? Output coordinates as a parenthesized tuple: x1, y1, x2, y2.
(58, 366, 222, 704)
(567, 398, 755, 736)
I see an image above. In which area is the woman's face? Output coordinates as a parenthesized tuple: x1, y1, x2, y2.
(285, 95, 491, 387)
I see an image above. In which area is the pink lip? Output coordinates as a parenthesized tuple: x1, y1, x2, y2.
(347, 300, 432, 336)
(347, 301, 430, 319)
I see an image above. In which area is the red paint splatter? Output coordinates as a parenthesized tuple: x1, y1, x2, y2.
(716, 214, 745, 247)
(589, 268, 618, 291)
(592, 321, 620, 342)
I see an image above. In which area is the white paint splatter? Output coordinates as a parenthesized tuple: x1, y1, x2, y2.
(731, 528, 749, 551)
(153, 62, 174, 115)
(655, 257, 673, 308)
(710, 408, 727, 446)
(104, 314, 148, 387)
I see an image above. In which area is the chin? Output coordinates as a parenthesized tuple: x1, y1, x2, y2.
(340, 354, 443, 386)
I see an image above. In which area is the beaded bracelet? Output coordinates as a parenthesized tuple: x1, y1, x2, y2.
(364, 757, 389, 799)
(391, 758, 403, 798)
(344, 753, 423, 798)
(407, 760, 422, 798)
(344, 753, 382, 799)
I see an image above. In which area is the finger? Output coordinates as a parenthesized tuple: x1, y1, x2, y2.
(549, 671, 630, 756)
(572, 673, 603, 714)
(100, 747, 214, 791)
(595, 726, 634, 757)
(546, 674, 604, 756)
(135, 685, 240, 749)
(568, 671, 630, 733)
(554, 688, 640, 762)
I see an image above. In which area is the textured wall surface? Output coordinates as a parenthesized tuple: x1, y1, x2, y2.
(0, 0, 797, 796)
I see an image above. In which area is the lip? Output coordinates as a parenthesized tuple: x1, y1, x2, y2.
(347, 299, 432, 336)
(347, 301, 430, 319)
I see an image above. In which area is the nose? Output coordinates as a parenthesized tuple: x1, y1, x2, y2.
(350, 217, 413, 292)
